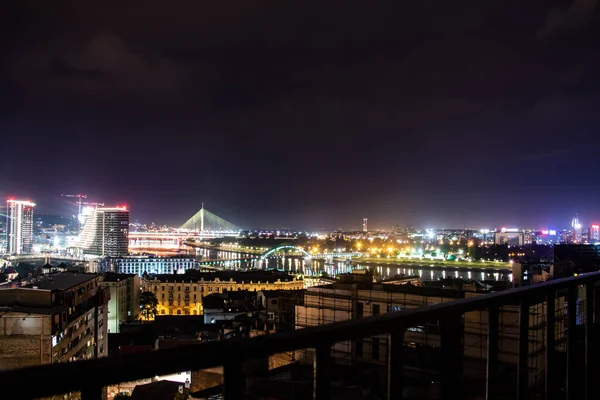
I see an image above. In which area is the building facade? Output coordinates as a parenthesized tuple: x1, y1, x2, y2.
(0, 273, 109, 374)
(6, 199, 35, 254)
(101, 256, 198, 277)
(144, 271, 304, 317)
(76, 206, 129, 256)
(295, 275, 555, 390)
(101, 273, 141, 333)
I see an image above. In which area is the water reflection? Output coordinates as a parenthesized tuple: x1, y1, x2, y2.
(133, 248, 512, 282)
(259, 257, 511, 282)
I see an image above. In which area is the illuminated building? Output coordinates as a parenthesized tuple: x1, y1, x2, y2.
(572, 215, 582, 243)
(0, 273, 109, 378)
(536, 229, 558, 244)
(101, 255, 198, 277)
(101, 273, 140, 333)
(76, 206, 129, 256)
(143, 270, 304, 316)
(493, 228, 524, 245)
(592, 225, 600, 242)
(362, 218, 368, 232)
(6, 199, 35, 254)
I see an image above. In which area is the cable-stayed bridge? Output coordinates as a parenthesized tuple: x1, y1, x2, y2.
(179, 205, 241, 232)
(129, 205, 240, 249)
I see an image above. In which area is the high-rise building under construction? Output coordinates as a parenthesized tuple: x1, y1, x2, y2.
(76, 206, 129, 256)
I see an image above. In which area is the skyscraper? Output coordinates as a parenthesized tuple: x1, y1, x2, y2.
(6, 199, 35, 254)
(76, 206, 129, 256)
(362, 218, 368, 232)
(592, 225, 600, 242)
(572, 214, 582, 243)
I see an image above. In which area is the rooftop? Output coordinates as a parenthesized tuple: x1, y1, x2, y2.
(131, 380, 181, 400)
(149, 270, 299, 283)
(258, 289, 304, 298)
(31, 273, 98, 291)
(202, 292, 258, 311)
(103, 272, 137, 283)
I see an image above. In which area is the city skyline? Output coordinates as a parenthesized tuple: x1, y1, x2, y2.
(2, 2, 600, 229)
(4, 196, 600, 232)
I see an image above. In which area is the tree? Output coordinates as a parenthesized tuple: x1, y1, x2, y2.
(140, 291, 158, 321)
(114, 393, 131, 400)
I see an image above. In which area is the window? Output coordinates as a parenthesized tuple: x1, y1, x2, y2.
(162, 293, 165, 299)
(161, 310, 165, 315)
(177, 310, 181, 315)
(372, 304, 380, 316)
(371, 337, 380, 360)
(356, 302, 364, 318)
(355, 338, 363, 358)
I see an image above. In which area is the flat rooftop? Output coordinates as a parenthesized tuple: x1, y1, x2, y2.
(30, 273, 98, 291)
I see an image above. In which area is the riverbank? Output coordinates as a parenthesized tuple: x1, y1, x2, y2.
(352, 257, 511, 269)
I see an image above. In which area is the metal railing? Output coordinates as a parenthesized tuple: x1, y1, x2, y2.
(1, 272, 600, 400)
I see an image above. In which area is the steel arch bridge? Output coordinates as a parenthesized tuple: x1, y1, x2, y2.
(259, 245, 312, 260)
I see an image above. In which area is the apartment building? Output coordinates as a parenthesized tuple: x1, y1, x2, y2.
(0, 273, 109, 374)
(295, 272, 559, 388)
(144, 270, 304, 316)
(101, 273, 141, 333)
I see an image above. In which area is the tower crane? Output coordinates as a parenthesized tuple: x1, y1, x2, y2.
(61, 193, 88, 217)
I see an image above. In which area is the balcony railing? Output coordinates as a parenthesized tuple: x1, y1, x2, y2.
(1, 272, 600, 400)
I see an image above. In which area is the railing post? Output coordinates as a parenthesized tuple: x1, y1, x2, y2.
(440, 313, 462, 400)
(517, 299, 529, 400)
(486, 304, 499, 400)
(566, 286, 577, 400)
(81, 386, 103, 400)
(223, 360, 244, 400)
(388, 329, 405, 400)
(314, 343, 332, 400)
(546, 290, 556, 400)
(585, 283, 594, 400)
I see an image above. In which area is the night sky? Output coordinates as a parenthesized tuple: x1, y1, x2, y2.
(2, 1, 600, 230)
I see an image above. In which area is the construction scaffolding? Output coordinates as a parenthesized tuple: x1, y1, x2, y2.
(294, 278, 592, 398)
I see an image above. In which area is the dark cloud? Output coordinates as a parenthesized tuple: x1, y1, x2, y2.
(537, 0, 598, 38)
(1, 1, 600, 229)
(9, 33, 189, 104)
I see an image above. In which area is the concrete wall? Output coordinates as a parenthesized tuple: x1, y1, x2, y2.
(0, 312, 52, 370)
